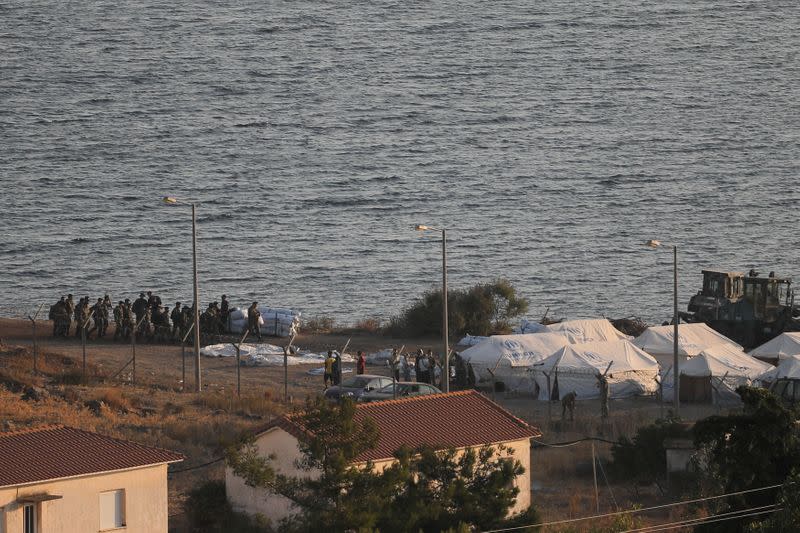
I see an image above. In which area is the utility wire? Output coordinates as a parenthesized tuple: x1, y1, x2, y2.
(480, 483, 783, 533)
(169, 456, 225, 474)
(531, 436, 617, 448)
(618, 504, 779, 533)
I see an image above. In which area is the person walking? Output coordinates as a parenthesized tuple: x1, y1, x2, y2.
(401, 352, 411, 382)
(247, 302, 262, 341)
(356, 350, 366, 375)
(324, 351, 335, 389)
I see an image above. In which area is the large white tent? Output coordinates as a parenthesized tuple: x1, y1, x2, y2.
(460, 333, 570, 394)
(675, 343, 773, 403)
(749, 332, 800, 364)
(532, 340, 659, 400)
(632, 323, 743, 369)
(545, 318, 632, 344)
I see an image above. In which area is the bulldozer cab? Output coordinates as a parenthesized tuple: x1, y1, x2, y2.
(700, 270, 744, 300)
(742, 272, 793, 320)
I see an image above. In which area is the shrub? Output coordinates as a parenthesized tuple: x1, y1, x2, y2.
(303, 315, 335, 334)
(184, 480, 271, 533)
(388, 279, 529, 337)
(610, 416, 689, 490)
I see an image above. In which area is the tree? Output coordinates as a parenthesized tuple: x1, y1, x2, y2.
(693, 387, 800, 532)
(390, 279, 529, 337)
(747, 470, 800, 532)
(226, 396, 535, 532)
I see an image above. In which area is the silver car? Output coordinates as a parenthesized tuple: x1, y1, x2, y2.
(359, 382, 442, 403)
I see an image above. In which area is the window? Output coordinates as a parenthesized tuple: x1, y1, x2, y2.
(23, 504, 35, 533)
(99, 490, 125, 529)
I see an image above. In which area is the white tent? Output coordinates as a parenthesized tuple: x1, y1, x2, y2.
(632, 323, 743, 369)
(545, 318, 632, 344)
(749, 332, 800, 364)
(758, 354, 800, 383)
(675, 344, 773, 403)
(532, 340, 659, 400)
(460, 333, 570, 394)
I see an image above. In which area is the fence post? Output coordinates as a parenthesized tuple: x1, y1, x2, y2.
(28, 303, 44, 374)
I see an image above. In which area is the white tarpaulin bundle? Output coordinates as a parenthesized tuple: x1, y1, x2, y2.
(457, 334, 490, 347)
(227, 306, 301, 338)
(632, 323, 743, 369)
(533, 340, 659, 400)
(200, 343, 354, 367)
(749, 332, 800, 363)
(460, 333, 569, 394)
(545, 318, 632, 344)
(513, 319, 548, 334)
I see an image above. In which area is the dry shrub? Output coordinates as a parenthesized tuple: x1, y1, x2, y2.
(161, 416, 244, 450)
(194, 392, 283, 418)
(91, 387, 134, 412)
(303, 315, 335, 334)
(354, 317, 383, 333)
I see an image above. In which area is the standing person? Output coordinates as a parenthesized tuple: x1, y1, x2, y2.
(427, 350, 437, 387)
(598, 374, 610, 419)
(389, 348, 401, 382)
(132, 293, 148, 323)
(333, 352, 343, 386)
(247, 302, 262, 341)
(123, 299, 134, 340)
(356, 350, 366, 375)
(219, 295, 230, 333)
(64, 294, 75, 335)
(417, 350, 429, 384)
(324, 350, 335, 389)
(454, 352, 467, 390)
(87, 298, 106, 339)
(170, 302, 183, 341)
(113, 301, 125, 341)
(402, 352, 412, 382)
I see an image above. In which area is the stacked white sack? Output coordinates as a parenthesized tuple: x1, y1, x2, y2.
(513, 319, 548, 334)
(226, 306, 301, 337)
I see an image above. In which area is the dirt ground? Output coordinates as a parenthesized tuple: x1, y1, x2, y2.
(0, 318, 731, 531)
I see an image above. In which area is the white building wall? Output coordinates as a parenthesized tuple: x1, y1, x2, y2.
(0, 464, 169, 533)
(226, 429, 533, 523)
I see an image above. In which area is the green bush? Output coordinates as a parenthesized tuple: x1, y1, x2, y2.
(388, 279, 529, 337)
(610, 417, 690, 489)
(184, 480, 271, 533)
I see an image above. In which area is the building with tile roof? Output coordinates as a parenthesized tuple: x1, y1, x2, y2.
(227, 390, 541, 522)
(0, 425, 183, 533)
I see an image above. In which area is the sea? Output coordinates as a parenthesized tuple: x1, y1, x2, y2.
(2, 0, 799, 328)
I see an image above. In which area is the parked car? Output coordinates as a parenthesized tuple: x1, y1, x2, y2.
(359, 382, 442, 403)
(324, 375, 394, 401)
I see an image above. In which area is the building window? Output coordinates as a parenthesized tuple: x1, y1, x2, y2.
(99, 489, 126, 529)
(23, 504, 35, 533)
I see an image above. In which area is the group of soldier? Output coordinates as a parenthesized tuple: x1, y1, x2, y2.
(48, 291, 246, 344)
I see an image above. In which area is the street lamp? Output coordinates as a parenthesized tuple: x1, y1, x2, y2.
(415, 225, 450, 392)
(163, 196, 202, 392)
(646, 239, 679, 417)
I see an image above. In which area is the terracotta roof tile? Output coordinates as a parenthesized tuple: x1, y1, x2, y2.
(260, 390, 541, 463)
(0, 425, 184, 487)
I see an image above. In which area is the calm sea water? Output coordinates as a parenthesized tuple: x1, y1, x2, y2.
(2, 1, 799, 327)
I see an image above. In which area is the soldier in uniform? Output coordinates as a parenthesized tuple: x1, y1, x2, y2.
(87, 297, 107, 338)
(64, 294, 75, 335)
(132, 293, 148, 323)
(170, 302, 183, 341)
(219, 295, 230, 333)
(561, 391, 577, 422)
(113, 301, 125, 341)
(74, 297, 89, 338)
(181, 304, 194, 342)
(247, 301, 262, 341)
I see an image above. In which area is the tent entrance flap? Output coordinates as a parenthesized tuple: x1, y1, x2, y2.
(679, 375, 712, 403)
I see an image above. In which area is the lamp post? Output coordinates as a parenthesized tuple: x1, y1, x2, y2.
(164, 196, 202, 392)
(646, 239, 679, 417)
(415, 225, 449, 392)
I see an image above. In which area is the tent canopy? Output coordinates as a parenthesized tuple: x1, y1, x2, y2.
(533, 340, 659, 399)
(633, 323, 742, 357)
(545, 318, 631, 344)
(681, 343, 773, 378)
(461, 333, 570, 370)
(539, 340, 659, 375)
(749, 332, 800, 362)
(757, 355, 800, 382)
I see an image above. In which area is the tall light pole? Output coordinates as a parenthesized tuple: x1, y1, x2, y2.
(415, 225, 449, 392)
(164, 196, 202, 392)
(646, 239, 679, 417)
